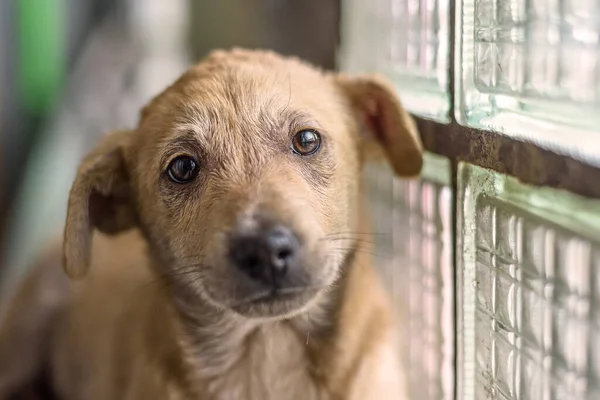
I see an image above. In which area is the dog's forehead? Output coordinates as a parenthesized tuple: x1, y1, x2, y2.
(144, 52, 345, 140)
(177, 68, 319, 135)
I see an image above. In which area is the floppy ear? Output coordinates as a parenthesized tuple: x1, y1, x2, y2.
(337, 74, 423, 177)
(63, 130, 136, 279)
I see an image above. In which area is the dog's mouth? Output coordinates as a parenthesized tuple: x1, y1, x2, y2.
(236, 286, 316, 305)
(228, 286, 321, 317)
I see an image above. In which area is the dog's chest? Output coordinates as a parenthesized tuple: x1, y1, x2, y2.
(192, 324, 325, 400)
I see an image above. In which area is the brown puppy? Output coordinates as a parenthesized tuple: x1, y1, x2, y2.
(0, 49, 422, 400)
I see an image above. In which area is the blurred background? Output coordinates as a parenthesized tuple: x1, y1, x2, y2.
(3, 1, 600, 400)
(0, 0, 340, 288)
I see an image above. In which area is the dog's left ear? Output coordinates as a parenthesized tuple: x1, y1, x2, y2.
(63, 130, 136, 279)
(337, 74, 423, 177)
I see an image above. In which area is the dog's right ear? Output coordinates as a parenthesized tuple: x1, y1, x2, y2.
(336, 74, 423, 177)
(63, 130, 136, 279)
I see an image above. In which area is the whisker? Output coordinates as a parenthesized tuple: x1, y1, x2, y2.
(168, 265, 203, 273)
(137, 273, 193, 291)
(330, 247, 391, 260)
(136, 265, 205, 291)
(320, 237, 378, 245)
(325, 231, 391, 238)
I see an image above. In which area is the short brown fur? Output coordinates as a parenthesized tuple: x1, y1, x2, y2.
(0, 49, 422, 400)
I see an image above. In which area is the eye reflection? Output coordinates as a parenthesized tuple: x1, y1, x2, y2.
(291, 130, 321, 156)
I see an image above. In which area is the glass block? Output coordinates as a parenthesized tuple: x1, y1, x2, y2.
(496, 269, 518, 331)
(521, 285, 545, 348)
(477, 251, 495, 313)
(476, 311, 494, 377)
(495, 332, 517, 397)
(455, 0, 600, 166)
(458, 162, 600, 400)
(339, 0, 451, 121)
(363, 152, 453, 400)
(520, 355, 544, 400)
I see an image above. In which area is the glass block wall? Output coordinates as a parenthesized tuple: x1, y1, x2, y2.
(339, 0, 451, 121)
(342, 1, 600, 399)
(364, 153, 454, 400)
(458, 163, 600, 400)
(455, 0, 600, 166)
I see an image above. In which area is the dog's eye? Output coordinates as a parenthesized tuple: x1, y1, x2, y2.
(167, 156, 199, 183)
(291, 129, 321, 156)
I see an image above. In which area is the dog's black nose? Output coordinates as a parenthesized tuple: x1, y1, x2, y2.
(229, 225, 299, 285)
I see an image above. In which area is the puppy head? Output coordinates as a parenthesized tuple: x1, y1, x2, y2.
(63, 49, 422, 319)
